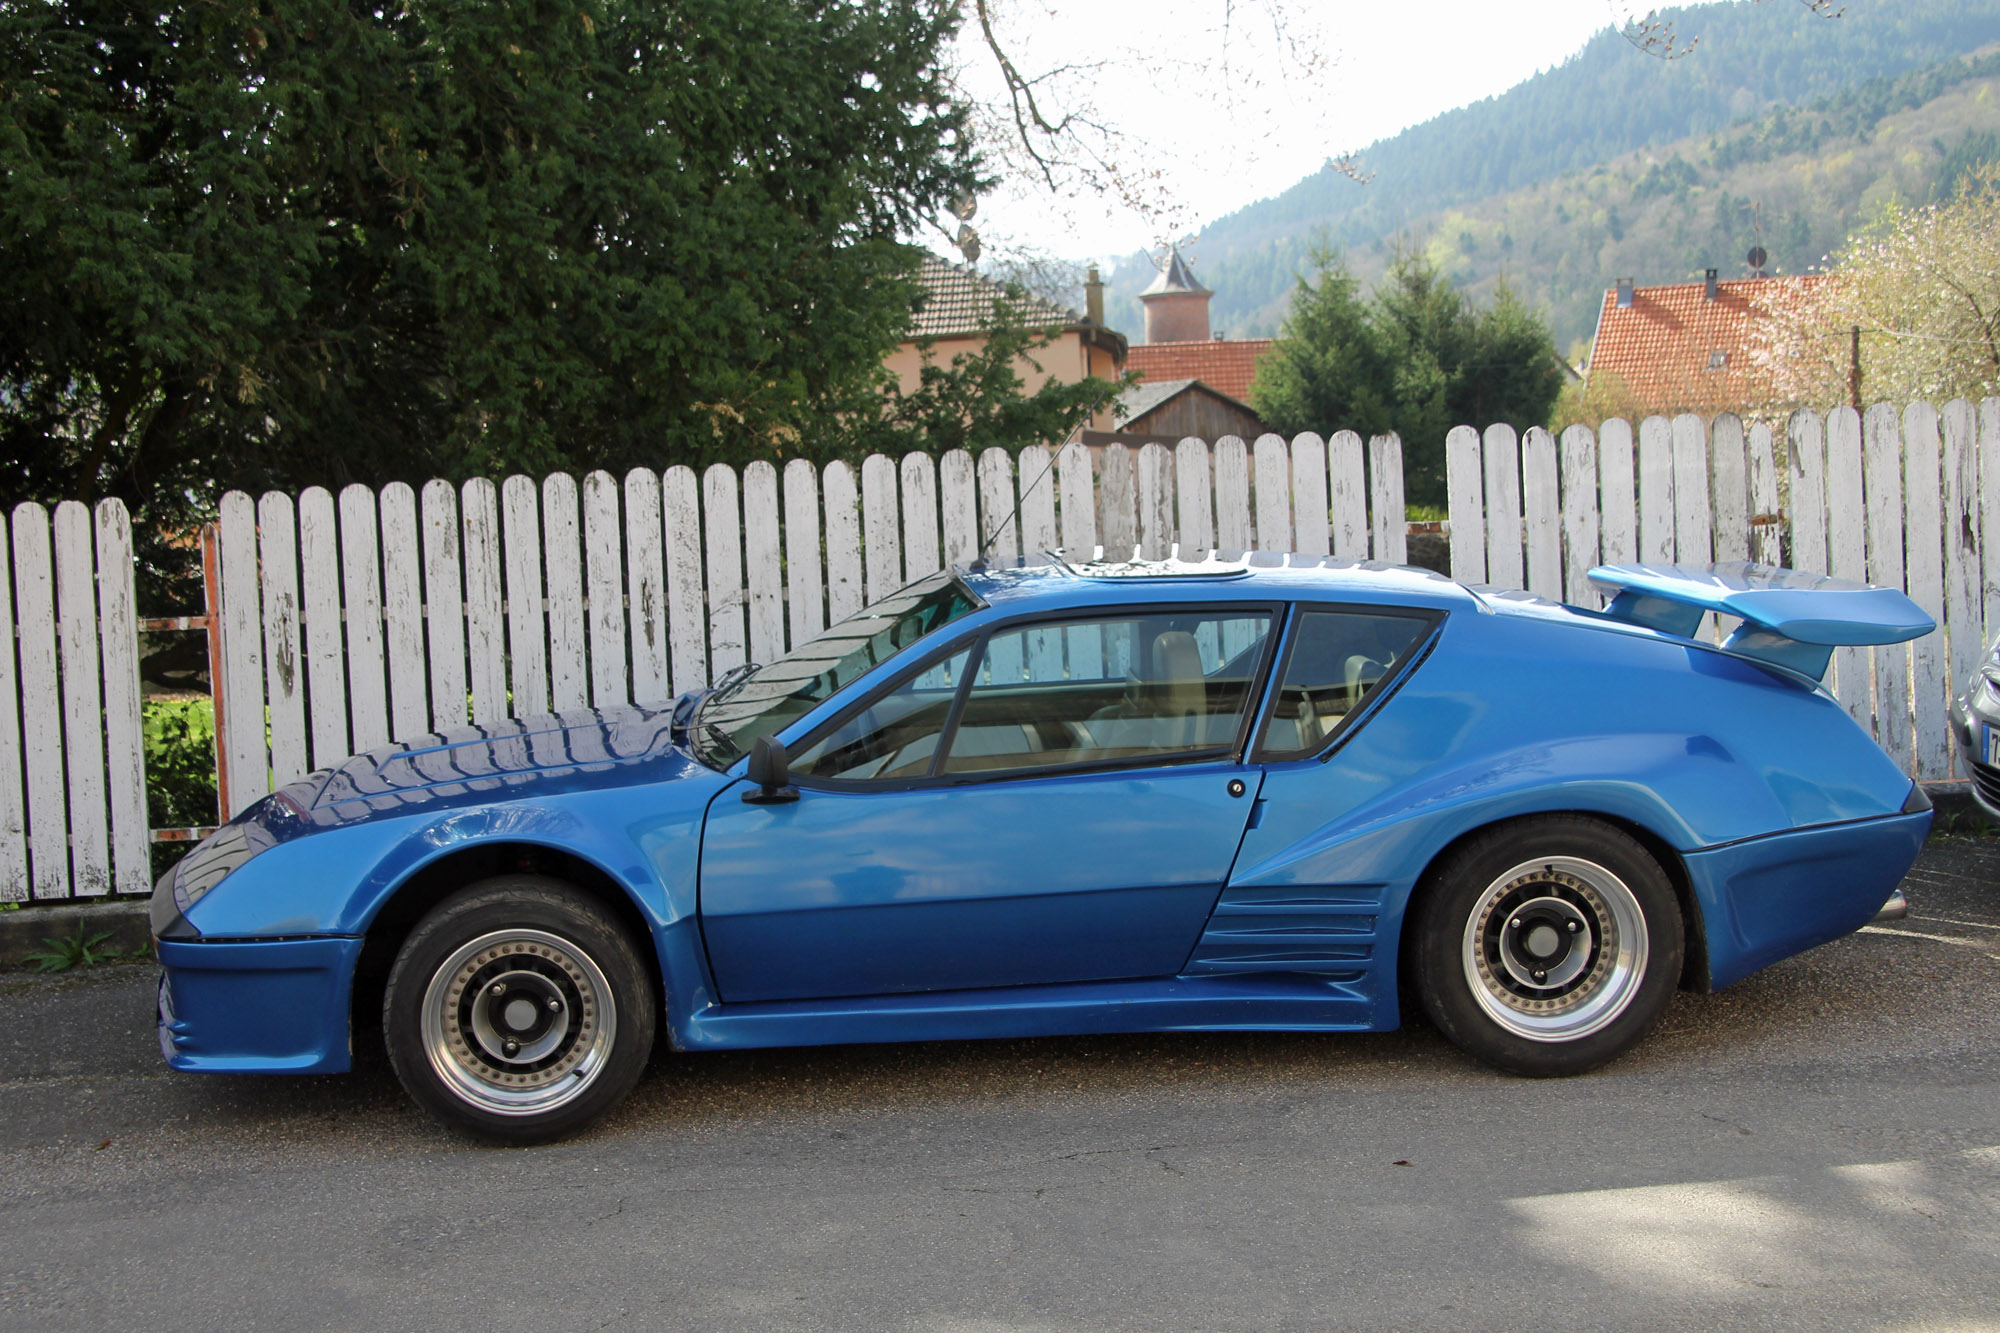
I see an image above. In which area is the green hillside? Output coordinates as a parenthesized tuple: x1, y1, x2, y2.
(1104, 0, 2000, 346)
(1446, 53, 2000, 350)
(1357, 51, 2000, 351)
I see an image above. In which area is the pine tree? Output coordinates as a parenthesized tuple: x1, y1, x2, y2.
(1251, 251, 1563, 507)
(1248, 249, 1393, 450)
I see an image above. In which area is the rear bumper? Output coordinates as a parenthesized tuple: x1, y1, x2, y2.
(1684, 810, 1930, 990)
(156, 937, 361, 1074)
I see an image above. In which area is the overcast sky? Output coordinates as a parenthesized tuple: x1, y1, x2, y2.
(954, 0, 1642, 265)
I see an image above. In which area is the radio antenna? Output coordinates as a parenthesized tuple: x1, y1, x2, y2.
(971, 445, 1063, 571)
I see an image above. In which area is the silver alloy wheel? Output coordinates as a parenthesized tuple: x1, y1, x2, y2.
(420, 928, 618, 1117)
(1460, 855, 1648, 1043)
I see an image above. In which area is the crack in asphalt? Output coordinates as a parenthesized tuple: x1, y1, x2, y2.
(937, 1140, 1200, 1194)
(0, 1072, 173, 1091)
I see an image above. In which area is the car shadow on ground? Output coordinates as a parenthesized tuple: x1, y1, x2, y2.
(175, 1021, 1472, 1152)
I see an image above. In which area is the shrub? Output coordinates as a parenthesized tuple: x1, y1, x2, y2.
(145, 697, 216, 881)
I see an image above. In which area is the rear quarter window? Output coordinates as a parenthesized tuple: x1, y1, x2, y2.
(1258, 610, 1435, 759)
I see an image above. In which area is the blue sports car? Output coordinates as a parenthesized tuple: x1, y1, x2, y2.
(153, 555, 1936, 1141)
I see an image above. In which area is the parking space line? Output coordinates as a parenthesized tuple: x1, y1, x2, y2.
(1911, 913, 2000, 930)
(1860, 925, 2000, 961)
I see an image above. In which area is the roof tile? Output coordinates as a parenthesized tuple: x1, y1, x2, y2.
(1125, 339, 1274, 402)
(910, 253, 1080, 339)
(1587, 275, 1824, 415)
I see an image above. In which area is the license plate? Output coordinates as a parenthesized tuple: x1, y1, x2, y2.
(1985, 723, 2000, 767)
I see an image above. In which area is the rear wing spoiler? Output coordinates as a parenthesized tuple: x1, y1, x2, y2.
(1585, 562, 1935, 682)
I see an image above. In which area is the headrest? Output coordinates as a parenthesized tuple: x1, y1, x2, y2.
(1152, 631, 1203, 683)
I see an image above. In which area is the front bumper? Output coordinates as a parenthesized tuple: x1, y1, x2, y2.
(151, 834, 359, 1075)
(1948, 685, 2000, 820)
(156, 937, 361, 1074)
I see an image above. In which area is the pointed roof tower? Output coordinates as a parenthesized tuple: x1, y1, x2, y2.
(1141, 246, 1212, 298)
(1138, 246, 1213, 343)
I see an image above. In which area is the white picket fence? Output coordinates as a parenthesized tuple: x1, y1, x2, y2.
(0, 500, 149, 900)
(1447, 401, 2000, 785)
(204, 434, 1411, 819)
(2, 402, 1992, 900)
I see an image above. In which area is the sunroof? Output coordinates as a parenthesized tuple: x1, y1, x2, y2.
(1063, 551, 1257, 580)
(975, 549, 1414, 580)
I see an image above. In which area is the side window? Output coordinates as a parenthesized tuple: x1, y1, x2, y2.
(940, 611, 1272, 776)
(790, 648, 971, 781)
(1258, 610, 1432, 759)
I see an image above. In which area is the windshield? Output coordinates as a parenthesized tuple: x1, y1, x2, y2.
(691, 571, 984, 769)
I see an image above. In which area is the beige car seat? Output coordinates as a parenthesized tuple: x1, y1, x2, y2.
(1084, 628, 1210, 752)
(1344, 653, 1387, 710)
(1151, 630, 1207, 748)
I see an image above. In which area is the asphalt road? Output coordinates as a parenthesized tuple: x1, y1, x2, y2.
(2, 839, 1998, 1332)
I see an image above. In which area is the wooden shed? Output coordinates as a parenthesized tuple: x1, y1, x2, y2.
(1095, 377, 1267, 448)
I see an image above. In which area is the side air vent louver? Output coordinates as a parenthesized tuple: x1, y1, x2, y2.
(1183, 885, 1382, 985)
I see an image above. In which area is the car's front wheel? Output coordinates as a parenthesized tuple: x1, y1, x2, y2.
(1411, 816, 1682, 1076)
(383, 876, 655, 1142)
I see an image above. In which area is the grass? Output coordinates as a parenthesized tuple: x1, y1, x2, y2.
(22, 927, 146, 972)
(1926, 806, 2000, 841)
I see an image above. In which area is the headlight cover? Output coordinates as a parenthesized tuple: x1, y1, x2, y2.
(172, 820, 279, 913)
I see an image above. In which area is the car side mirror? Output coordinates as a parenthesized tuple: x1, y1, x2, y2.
(742, 736, 800, 805)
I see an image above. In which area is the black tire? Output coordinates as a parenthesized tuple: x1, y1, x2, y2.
(383, 876, 655, 1142)
(1410, 816, 1682, 1077)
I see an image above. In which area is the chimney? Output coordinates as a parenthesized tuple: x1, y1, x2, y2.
(1084, 266, 1104, 325)
(1616, 278, 1633, 309)
(1705, 267, 1719, 301)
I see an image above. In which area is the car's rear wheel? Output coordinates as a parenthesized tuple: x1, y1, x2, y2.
(1412, 816, 1682, 1076)
(383, 876, 654, 1142)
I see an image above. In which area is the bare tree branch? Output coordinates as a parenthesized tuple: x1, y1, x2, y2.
(950, 0, 1351, 253)
(1620, 0, 1842, 63)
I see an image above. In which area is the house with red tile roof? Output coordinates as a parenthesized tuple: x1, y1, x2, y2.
(1584, 271, 1825, 418)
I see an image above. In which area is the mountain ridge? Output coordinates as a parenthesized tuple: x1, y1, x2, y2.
(1101, 0, 2000, 348)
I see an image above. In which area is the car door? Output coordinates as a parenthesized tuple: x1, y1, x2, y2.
(697, 606, 1278, 1003)
(1186, 605, 1446, 985)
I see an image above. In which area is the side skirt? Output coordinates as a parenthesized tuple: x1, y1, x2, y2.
(675, 972, 1382, 1052)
